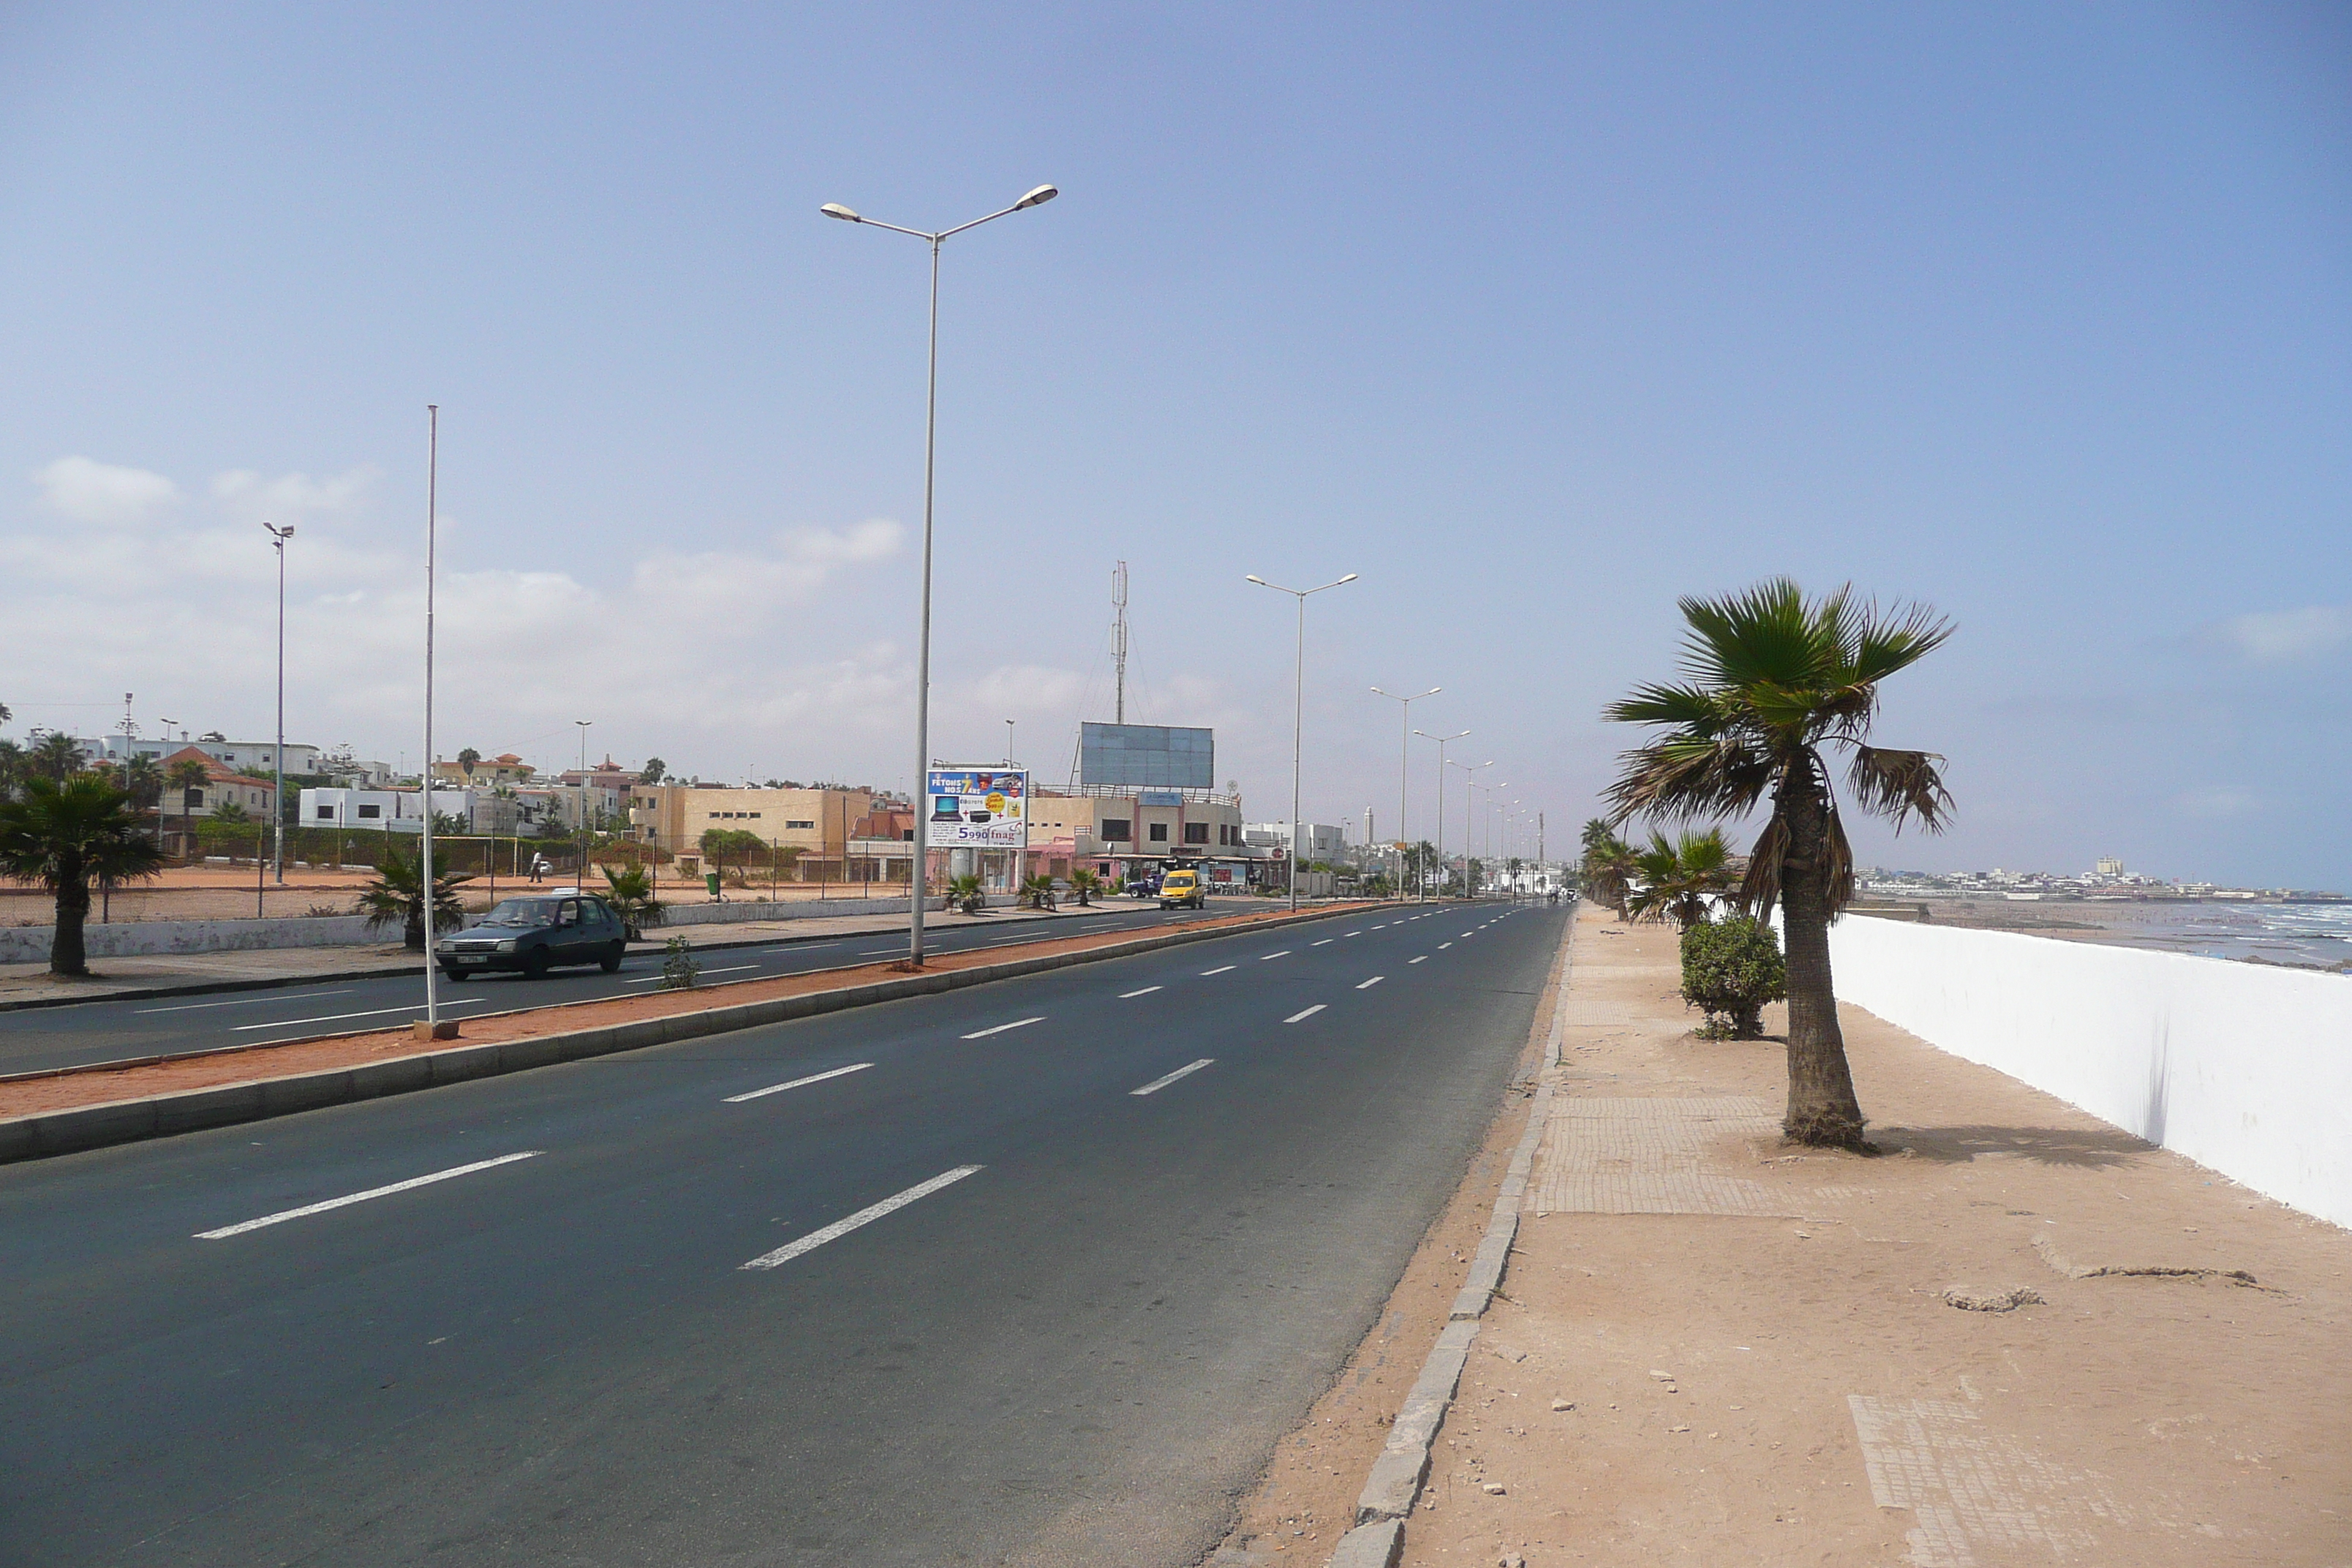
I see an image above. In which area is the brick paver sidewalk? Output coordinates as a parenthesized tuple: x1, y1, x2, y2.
(1402, 905, 2348, 1567)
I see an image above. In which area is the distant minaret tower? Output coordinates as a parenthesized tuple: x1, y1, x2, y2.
(1112, 559, 1129, 723)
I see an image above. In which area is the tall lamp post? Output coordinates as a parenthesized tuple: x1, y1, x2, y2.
(1247, 571, 1359, 911)
(263, 523, 294, 886)
(574, 720, 593, 879)
(1414, 728, 1471, 899)
(1370, 685, 1439, 900)
(823, 182, 1058, 965)
(1451, 760, 1493, 898)
(418, 405, 452, 1039)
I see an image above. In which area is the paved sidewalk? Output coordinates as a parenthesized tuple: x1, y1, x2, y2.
(0, 899, 1150, 1011)
(1403, 906, 2348, 1567)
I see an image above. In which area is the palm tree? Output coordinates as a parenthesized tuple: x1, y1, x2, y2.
(0, 739, 24, 802)
(1580, 831, 1637, 919)
(947, 872, 985, 915)
(1020, 872, 1058, 910)
(1067, 867, 1101, 906)
(357, 843, 473, 950)
(1604, 579, 1952, 1149)
(0, 775, 167, 976)
(165, 757, 210, 859)
(29, 732, 86, 783)
(456, 747, 480, 779)
(1627, 827, 1738, 931)
(598, 862, 666, 939)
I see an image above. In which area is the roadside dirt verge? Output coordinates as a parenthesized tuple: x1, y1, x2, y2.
(1395, 907, 2350, 1567)
(0, 903, 1372, 1120)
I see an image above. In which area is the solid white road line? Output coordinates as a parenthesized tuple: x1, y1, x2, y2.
(961, 1017, 1044, 1039)
(1284, 1004, 1327, 1024)
(234, 998, 492, 1031)
(1131, 1058, 1215, 1096)
(195, 1151, 543, 1240)
(1201, 965, 1237, 976)
(1357, 976, 1384, 990)
(1119, 986, 1164, 998)
(740, 1164, 984, 1270)
(137, 988, 355, 1015)
(1260, 951, 1291, 960)
(725, 1062, 874, 1103)
(1409, 956, 1427, 964)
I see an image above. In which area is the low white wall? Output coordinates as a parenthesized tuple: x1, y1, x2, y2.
(0, 915, 385, 965)
(1828, 915, 2352, 1231)
(657, 893, 1011, 927)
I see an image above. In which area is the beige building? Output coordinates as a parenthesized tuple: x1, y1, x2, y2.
(432, 752, 537, 787)
(627, 784, 881, 874)
(1025, 789, 1248, 864)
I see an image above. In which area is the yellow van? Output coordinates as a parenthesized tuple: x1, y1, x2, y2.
(1158, 867, 1205, 910)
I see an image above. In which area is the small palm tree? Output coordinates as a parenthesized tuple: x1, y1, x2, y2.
(0, 738, 23, 801)
(1627, 827, 1738, 931)
(1067, 867, 1101, 906)
(947, 872, 985, 915)
(1021, 872, 1058, 910)
(358, 843, 473, 950)
(164, 757, 210, 859)
(0, 775, 167, 975)
(1604, 578, 1952, 1148)
(598, 862, 666, 938)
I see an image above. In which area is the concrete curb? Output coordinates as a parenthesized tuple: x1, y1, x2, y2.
(1327, 904, 1574, 1567)
(0, 902, 1376, 1164)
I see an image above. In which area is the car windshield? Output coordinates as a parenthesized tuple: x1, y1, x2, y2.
(480, 900, 559, 927)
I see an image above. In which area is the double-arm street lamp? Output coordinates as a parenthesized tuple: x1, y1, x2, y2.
(1451, 758, 1494, 897)
(1247, 572, 1359, 910)
(1414, 728, 1471, 898)
(823, 183, 1058, 964)
(1369, 685, 1439, 900)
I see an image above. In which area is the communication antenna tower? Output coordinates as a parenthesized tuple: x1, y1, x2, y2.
(1112, 560, 1128, 724)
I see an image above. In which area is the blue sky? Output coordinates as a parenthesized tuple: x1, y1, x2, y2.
(3, 4, 2345, 886)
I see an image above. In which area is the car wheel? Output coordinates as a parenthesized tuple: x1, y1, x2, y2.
(600, 941, 624, 974)
(440, 966, 468, 983)
(523, 949, 551, 980)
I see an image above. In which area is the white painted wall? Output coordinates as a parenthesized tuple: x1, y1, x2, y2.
(0, 915, 385, 964)
(1827, 915, 2352, 1231)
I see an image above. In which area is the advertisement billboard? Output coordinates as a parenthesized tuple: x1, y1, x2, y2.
(924, 767, 1030, 849)
(1079, 723, 1214, 790)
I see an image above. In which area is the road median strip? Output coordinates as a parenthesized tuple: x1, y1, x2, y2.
(0, 901, 1380, 1164)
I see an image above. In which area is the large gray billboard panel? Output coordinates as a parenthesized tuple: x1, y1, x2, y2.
(1079, 723, 1214, 790)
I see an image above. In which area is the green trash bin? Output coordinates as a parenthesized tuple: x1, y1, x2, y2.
(704, 870, 721, 897)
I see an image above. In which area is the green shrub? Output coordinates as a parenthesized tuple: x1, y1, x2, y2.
(1678, 916, 1786, 1038)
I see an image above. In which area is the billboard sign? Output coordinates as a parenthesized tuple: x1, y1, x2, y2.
(1079, 723, 1214, 790)
(924, 767, 1029, 849)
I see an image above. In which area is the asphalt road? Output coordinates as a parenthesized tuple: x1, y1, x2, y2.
(0, 899, 1562, 1568)
(0, 899, 1243, 1077)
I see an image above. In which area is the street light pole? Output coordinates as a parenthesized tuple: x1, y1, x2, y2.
(1248, 571, 1360, 911)
(264, 522, 294, 886)
(1414, 728, 1470, 900)
(1370, 685, 1439, 900)
(574, 720, 592, 879)
(823, 182, 1058, 966)
(419, 404, 446, 1039)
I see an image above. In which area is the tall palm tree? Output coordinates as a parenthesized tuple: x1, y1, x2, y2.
(165, 757, 211, 859)
(1603, 578, 1953, 1149)
(1580, 831, 1637, 919)
(0, 775, 167, 976)
(357, 843, 472, 950)
(29, 732, 86, 783)
(0, 739, 24, 802)
(1627, 826, 1738, 931)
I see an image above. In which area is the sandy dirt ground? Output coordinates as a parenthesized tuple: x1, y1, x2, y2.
(0, 902, 1373, 1115)
(1235, 905, 2351, 1567)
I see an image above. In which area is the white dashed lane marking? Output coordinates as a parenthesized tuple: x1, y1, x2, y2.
(961, 1017, 1044, 1039)
(1201, 965, 1237, 976)
(1119, 986, 1164, 999)
(1131, 1059, 1215, 1096)
(1284, 1005, 1327, 1024)
(740, 1166, 984, 1270)
(725, 1062, 874, 1104)
(1357, 976, 1384, 990)
(196, 1151, 543, 1240)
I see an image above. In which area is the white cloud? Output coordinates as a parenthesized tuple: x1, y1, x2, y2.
(34, 456, 181, 524)
(629, 519, 905, 611)
(2209, 604, 2352, 663)
(211, 466, 380, 528)
(2174, 787, 2259, 819)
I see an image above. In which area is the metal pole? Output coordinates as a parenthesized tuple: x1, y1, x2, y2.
(273, 534, 287, 886)
(910, 235, 941, 965)
(421, 405, 440, 1034)
(1289, 592, 1304, 910)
